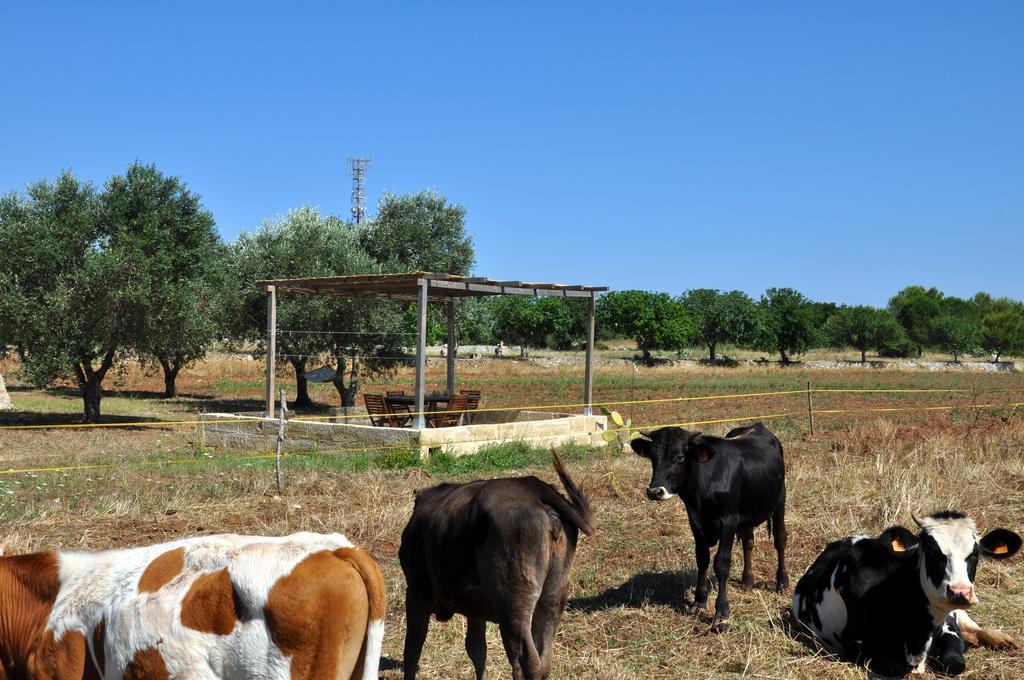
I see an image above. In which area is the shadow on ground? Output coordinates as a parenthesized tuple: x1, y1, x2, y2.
(568, 570, 697, 613)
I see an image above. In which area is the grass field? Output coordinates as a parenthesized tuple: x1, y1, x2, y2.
(0, 355, 1022, 678)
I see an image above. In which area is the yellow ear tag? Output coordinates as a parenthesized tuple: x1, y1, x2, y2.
(993, 544, 1009, 555)
(891, 538, 905, 552)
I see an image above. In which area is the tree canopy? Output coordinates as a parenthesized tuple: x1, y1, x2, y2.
(680, 288, 760, 361)
(598, 290, 695, 363)
(0, 164, 219, 421)
(824, 306, 906, 363)
(756, 288, 819, 363)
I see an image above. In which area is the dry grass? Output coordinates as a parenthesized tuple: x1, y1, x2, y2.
(0, 356, 1022, 678)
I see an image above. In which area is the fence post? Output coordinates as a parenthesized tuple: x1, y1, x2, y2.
(806, 380, 815, 435)
(276, 388, 287, 494)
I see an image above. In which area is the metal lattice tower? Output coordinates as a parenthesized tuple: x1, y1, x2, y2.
(347, 157, 370, 223)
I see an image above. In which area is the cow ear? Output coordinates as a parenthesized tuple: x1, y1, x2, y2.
(880, 526, 919, 555)
(979, 528, 1022, 561)
(630, 436, 651, 458)
(688, 435, 715, 464)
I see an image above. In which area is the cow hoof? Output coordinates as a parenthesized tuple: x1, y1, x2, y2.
(709, 618, 730, 634)
(775, 574, 790, 592)
(739, 577, 755, 591)
(684, 601, 708, 615)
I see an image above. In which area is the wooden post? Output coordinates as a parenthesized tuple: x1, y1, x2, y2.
(413, 280, 428, 429)
(806, 380, 815, 435)
(446, 298, 456, 396)
(275, 387, 287, 494)
(264, 285, 277, 419)
(583, 292, 596, 416)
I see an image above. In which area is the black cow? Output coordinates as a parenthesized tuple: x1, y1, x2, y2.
(792, 511, 1022, 677)
(399, 452, 595, 680)
(631, 422, 788, 631)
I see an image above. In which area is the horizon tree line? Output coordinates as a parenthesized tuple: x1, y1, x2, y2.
(1, 163, 1022, 422)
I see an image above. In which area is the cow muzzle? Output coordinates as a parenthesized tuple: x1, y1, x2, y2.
(646, 486, 675, 501)
(945, 584, 977, 607)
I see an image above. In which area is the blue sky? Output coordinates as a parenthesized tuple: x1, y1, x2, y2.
(2, 2, 1021, 305)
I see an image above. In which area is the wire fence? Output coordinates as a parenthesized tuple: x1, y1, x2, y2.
(1, 384, 1021, 478)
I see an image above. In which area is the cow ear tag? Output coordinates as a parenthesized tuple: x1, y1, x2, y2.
(891, 538, 906, 552)
(992, 543, 1009, 555)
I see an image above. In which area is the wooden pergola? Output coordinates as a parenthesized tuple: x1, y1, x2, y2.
(256, 272, 608, 428)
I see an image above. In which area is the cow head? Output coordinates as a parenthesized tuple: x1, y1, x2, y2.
(630, 427, 710, 501)
(909, 511, 1021, 619)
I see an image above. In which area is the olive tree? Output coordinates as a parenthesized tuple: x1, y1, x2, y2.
(824, 306, 906, 363)
(103, 164, 221, 399)
(680, 288, 760, 361)
(756, 288, 819, 363)
(0, 165, 219, 422)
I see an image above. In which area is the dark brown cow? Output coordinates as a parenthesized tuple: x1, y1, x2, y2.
(399, 452, 595, 680)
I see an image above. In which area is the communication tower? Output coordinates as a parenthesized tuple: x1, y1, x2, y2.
(347, 157, 370, 223)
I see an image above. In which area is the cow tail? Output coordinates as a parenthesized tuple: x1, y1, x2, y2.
(336, 547, 387, 680)
(548, 449, 596, 536)
(767, 516, 773, 539)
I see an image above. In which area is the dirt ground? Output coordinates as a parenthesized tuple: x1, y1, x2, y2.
(0, 356, 1022, 678)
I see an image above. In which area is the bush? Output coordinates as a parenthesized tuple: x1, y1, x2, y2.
(878, 333, 916, 358)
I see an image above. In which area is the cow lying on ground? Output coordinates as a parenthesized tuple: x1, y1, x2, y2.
(0, 532, 385, 679)
(792, 511, 1022, 677)
(631, 422, 789, 631)
(399, 451, 595, 680)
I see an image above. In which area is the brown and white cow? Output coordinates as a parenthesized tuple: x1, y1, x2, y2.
(0, 531, 385, 679)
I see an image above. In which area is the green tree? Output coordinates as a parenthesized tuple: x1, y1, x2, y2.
(680, 288, 760, 361)
(979, 301, 1024, 362)
(888, 286, 943, 356)
(359, 191, 474, 275)
(0, 167, 219, 422)
(756, 288, 819, 363)
(491, 297, 585, 356)
(597, 290, 695, 363)
(229, 208, 398, 408)
(931, 315, 979, 363)
(101, 163, 221, 398)
(824, 306, 906, 363)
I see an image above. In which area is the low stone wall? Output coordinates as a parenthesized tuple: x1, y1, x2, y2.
(203, 411, 608, 457)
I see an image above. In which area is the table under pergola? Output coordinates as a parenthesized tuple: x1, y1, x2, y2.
(256, 272, 607, 428)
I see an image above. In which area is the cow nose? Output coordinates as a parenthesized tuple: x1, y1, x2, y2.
(646, 486, 669, 501)
(946, 584, 975, 605)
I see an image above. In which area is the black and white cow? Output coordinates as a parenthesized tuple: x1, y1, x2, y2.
(792, 511, 1021, 677)
(631, 422, 788, 631)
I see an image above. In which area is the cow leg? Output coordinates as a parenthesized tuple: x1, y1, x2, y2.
(772, 493, 790, 592)
(687, 532, 712, 614)
(531, 556, 572, 680)
(738, 527, 755, 590)
(711, 524, 736, 632)
(498, 617, 544, 680)
(466, 617, 488, 680)
(403, 588, 432, 680)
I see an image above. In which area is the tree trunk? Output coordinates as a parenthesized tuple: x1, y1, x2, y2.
(780, 348, 790, 364)
(709, 342, 717, 362)
(82, 377, 102, 423)
(994, 352, 1001, 363)
(0, 371, 12, 411)
(861, 348, 867, 364)
(158, 357, 181, 399)
(75, 351, 114, 424)
(288, 357, 312, 408)
(331, 354, 360, 407)
(642, 347, 653, 364)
